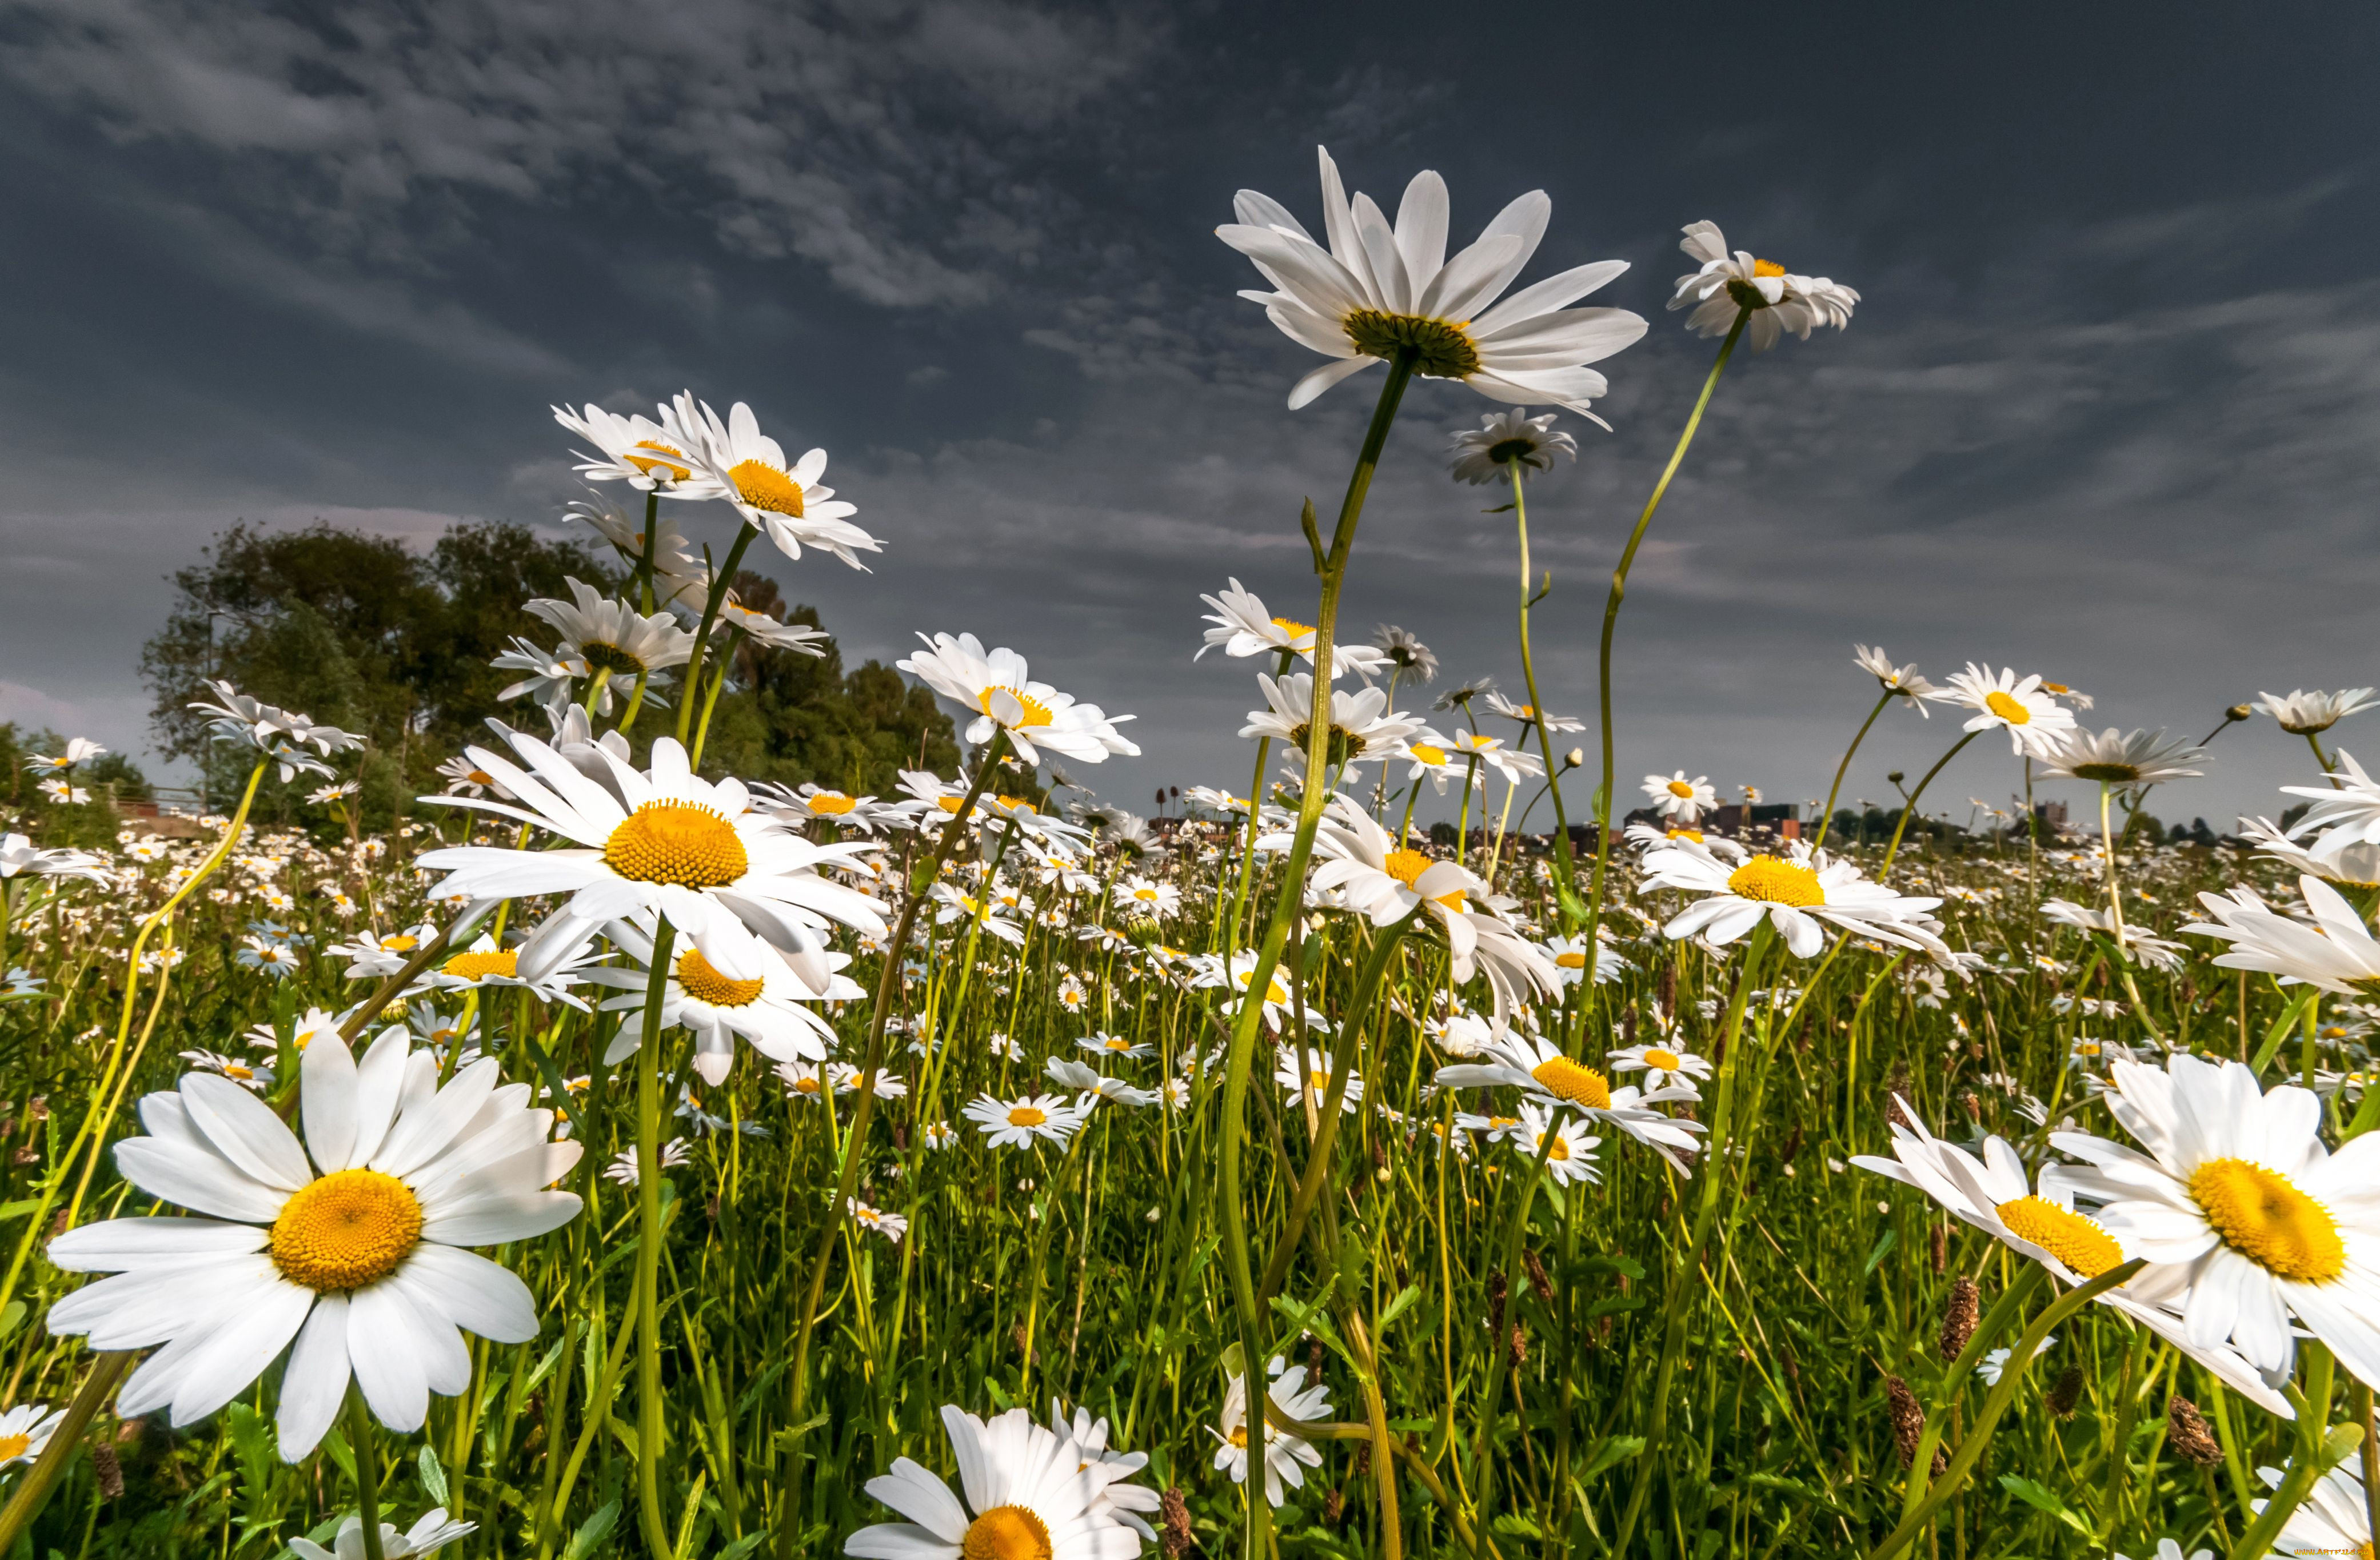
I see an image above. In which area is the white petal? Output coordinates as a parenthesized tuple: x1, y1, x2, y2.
(274, 1294, 352, 1461)
(178, 1075, 311, 1192)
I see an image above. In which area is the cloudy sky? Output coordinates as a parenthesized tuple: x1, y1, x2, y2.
(3, 1, 2374, 830)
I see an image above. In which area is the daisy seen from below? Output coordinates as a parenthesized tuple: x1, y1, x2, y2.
(900, 634, 1139, 765)
(1853, 645, 1943, 713)
(1196, 579, 1390, 681)
(1241, 673, 1420, 769)
(2183, 875, 2380, 994)
(663, 394, 882, 569)
(1212, 1358, 1331, 1507)
(45, 1029, 582, 1458)
(416, 729, 886, 978)
(1943, 665, 2080, 758)
(1219, 145, 1646, 414)
(1640, 837, 1948, 959)
(1667, 220, 1859, 351)
(524, 578, 695, 701)
(2278, 751, 2380, 851)
(845, 1403, 1147, 1560)
(1448, 408, 1579, 482)
(2033, 727, 2207, 787)
(1373, 624, 1438, 682)
(964, 1092, 1088, 1150)
(2255, 688, 2379, 736)
(1644, 771, 1715, 823)
(2050, 1054, 2380, 1390)
(552, 402, 701, 493)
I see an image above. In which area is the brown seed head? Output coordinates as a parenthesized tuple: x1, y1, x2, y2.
(1938, 1277, 1979, 1360)
(2167, 1395, 2223, 1468)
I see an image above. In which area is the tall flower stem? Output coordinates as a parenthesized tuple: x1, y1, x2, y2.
(0, 1351, 128, 1556)
(1582, 313, 1747, 1010)
(1218, 348, 1416, 1560)
(1225, 650, 1296, 955)
(674, 525, 760, 748)
(632, 916, 678, 1560)
(346, 1384, 390, 1560)
(1878, 730, 1979, 873)
(1813, 689, 1896, 850)
(2095, 781, 2165, 1039)
(1506, 455, 1580, 917)
(774, 731, 1009, 1559)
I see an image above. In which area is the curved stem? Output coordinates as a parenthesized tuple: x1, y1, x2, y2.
(633, 917, 678, 1560)
(1878, 730, 1979, 873)
(1507, 457, 1579, 920)
(674, 525, 759, 747)
(0, 1351, 128, 1556)
(1583, 313, 1747, 1013)
(1814, 689, 1895, 850)
(2226, 1342, 2334, 1560)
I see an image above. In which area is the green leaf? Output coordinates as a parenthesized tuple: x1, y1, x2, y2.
(0, 1302, 23, 1343)
(1996, 1474, 2091, 1534)
(2323, 1421, 2366, 1471)
(1863, 1228, 1899, 1276)
(417, 1444, 449, 1507)
(1584, 1435, 1645, 1478)
(564, 1499, 620, 1560)
(1377, 1284, 1423, 1332)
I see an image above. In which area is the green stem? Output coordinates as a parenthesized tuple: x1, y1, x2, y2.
(1506, 456, 1579, 923)
(1878, 729, 1978, 873)
(1814, 689, 1895, 851)
(1583, 312, 1747, 1013)
(348, 1384, 388, 1560)
(633, 917, 678, 1560)
(0, 1351, 128, 1556)
(675, 526, 759, 746)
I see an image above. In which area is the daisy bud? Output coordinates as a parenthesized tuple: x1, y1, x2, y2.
(1938, 1277, 1979, 1360)
(1564, 748, 1584, 771)
(2167, 1396, 2223, 1468)
(1884, 1377, 1940, 1474)
(2046, 1365, 2086, 1419)
(2226, 704, 2253, 723)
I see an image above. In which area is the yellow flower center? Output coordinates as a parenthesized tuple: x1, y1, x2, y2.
(1307, 1070, 1330, 1094)
(1554, 951, 1587, 969)
(269, 1169, 425, 1292)
(1409, 743, 1446, 766)
(2042, 681, 2070, 695)
(1546, 1133, 1571, 1162)
(1383, 848, 1433, 888)
(1983, 690, 2031, 725)
(1008, 1106, 1048, 1128)
(1269, 616, 1315, 639)
(1726, 857, 1825, 908)
(1132, 888, 1159, 901)
(936, 796, 965, 813)
(1667, 780, 1695, 799)
(468, 769, 494, 785)
(1643, 1048, 1682, 1071)
(1343, 310, 1481, 378)
(627, 441, 692, 481)
(0, 1433, 27, 1462)
(979, 686, 1054, 728)
(579, 640, 646, 677)
(961, 1505, 1053, 1560)
(728, 458, 805, 516)
(1236, 970, 1291, 1006)
(1752, 258, 1786, 277)
(1104, 1037, 1129, 1050)
(1994, 1196, 2122, 1278)
(1227, 1427, 1249, 1449)
(380, 934, 418, 953)
(676, 948, 766, 1008)
(604, 801, 750, 888)
(805, 792, 858, 816)
(224, 1063, 253, 1080)
(1669, 827, 1704, 843)
(442, 949, 518, 980)
(793, 1076, 820, 1093)
(1530, 1058, 1612, 1110)
(2188, 1158, 2346, 1283)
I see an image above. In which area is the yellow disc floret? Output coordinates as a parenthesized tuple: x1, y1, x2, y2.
(979, 686, 1054, 727)
(1667, 780, 1695, 799)
(1343, 310, 1480, 378)
(676, 948, 766, 1008)
(1994, 1196, 2123, 1278)
(1642, 1048, 1682, 1072)
(1726, 857, 1825, 908)
(270, 1169, 425, 1292)
(627, 441, 692, 482)
(728, 459, 805, 517)
(805, 792, 858, 816)
(1984, 690, 2031, 725)
(1530, 1058, 1612, 1110)
(604, 801, 749, 888)
(1383, 848, 1433, 888)
(1007, 1106, 1048, 1129)
(1269, 616, 1315, 639)
(2188, 1158, 2346, 1283)
(961, 1505, 1053, 1560)
(442, 948, 518, 980)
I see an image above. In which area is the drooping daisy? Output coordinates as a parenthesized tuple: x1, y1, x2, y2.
(189, 681, 361, 782)
(662, 394, 882, 569)
(1644, 772, 1716, 823)
(553, 403, 703, 493)
(0, 1401, 64, 1471)
(586, 917, 858, 1085)
(1853, 1100, 2295, 1415)
(846, 1403, 1144, 1560)
(1219, 146, 1647, 416)
(2051, 1054, 2380, 1390)
(1852, 645, 1943, 713)
(524, 578, 695, 701)
(1483, 691, 1584, 733)
(2183, 876, 2380, 994)
(1667, 221, 1859, 352)
(1607, 1042, 1711, 1092)
(46, 1032, 582, 1459)
(719, 597, 832, 658)
(602, 1139, 692, 1186)
(1373, 624, 1438, 683)
(1047, 1401, 1163, 1539)
(289, 1506, 475, 1560)
(2034, 728, 2207, 787)
(416, 729, 886, 978)
(1211, 1358, 1331, 1507)
(1943, 665, 2080, 759)
(1435, 1032, 1706, 1173)
(1447, 408, 1579, 483)
(1196, 578, 1391, 681)
(963, 1092, 1088, 1150)
(1642, 838, 1948, 960)
(900, 633, 1139, 765)
(2255, 688, 2379, 736)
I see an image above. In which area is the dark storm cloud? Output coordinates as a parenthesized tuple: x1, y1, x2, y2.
(1, 0, 2374, 832)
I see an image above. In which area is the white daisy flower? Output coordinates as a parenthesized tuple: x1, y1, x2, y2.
(1443, 728, 1541, 786)
(1641, 838, 1947, 960)
(2034, 727, 2207, 787)
(755, 783, 904, 836)
(289, 1506, 474, 1560)
(1667, 220, 1859, 352)
(552, 403, 703, 493)
(2277, 751, 2380, 853)
(1188, 951, 1326, 1036)
(1218, 146, 1646, 416)
(1374, 625, 1437, 683)
(189, 680, 361, 782)
(1511, 1101, 1600, 1185)
(1196, 578, 1391, 681)
(2255, 1459, 2373, 1558)
(1607, 1042, 1711, 1092)
(1942, 665, 2080, 759)
(1115, 875, 1179, 921)
(2051, 1054, 2380, 1391)
(2254, 688, 2379, 736)
(1211, 1358, 1331, 1507)
(1046, 1401, 1163, 1539)
(1542, 933, 1630, 988)
(523, 578, 695, 700)
(2239, 815, 2380, 891)
(1643, 771, 1716, 823)
(0, 1402, 65, 1470)
(963, 1093, 1088, 1150)
(586, 917, 860, 1085)
(1852, 645, 1943, 713)
(26, 737, 105, 773)
(899, 633, 1139, 765)
(662, 394, 882, 569)
(1483, 690, 1584, 733)
(846, 1403, 1145, 1560)
(416, 729, 886, 978)
(1274, 1049, 1363, 1115)
(1975, 1337, 2054, 1388)
(0, 833, 109, 884)
(45, 1032, 582, 1458)
(1447, 408, 1578, 483)
(602, 1139, 690, 1185)
(1435, 1032, 1706, 1174)
(2183, 875, 2380, 994)
(1077, 1032, 1149, 1062)
(847, 1200, 908, 1244)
